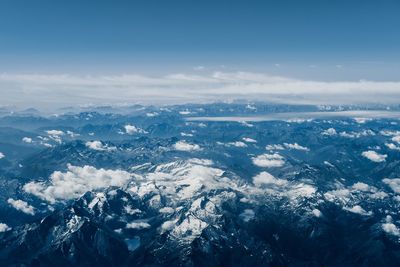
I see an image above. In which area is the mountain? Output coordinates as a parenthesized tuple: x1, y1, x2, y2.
(0, 103, 400, 266)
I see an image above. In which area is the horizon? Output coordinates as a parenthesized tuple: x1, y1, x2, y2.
(0, 0, 400, 109)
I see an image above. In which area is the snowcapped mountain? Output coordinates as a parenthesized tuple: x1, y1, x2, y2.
(1, 103, 400, 266)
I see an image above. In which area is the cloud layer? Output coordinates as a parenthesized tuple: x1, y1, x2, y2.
(1, 71, 400, 110)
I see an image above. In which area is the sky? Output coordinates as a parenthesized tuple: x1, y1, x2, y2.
(0, 0, 399, 109)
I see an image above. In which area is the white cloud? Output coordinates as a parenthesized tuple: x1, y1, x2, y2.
(312, 209, 323, 217)
(1, 72, 400, 109)
(126, 221, 151, 229)
(283, 143, 310, 151)
(159, 207, 174, 214)
(124, 124, 147, 135)
(252, 153, 285, 167)
(339, 130, 375, 138)
(386, 143, 400, 151)
(380, 130, 400, 136)
(324, 189, 351, 203)
(351, 182, 372, 192)
(382, 178, 400, 194)
(253, 171, 288, 186)
(265, 144, 285, 150)
(382, 216, 400, 237)
(85, 141, 116, 152)
(265, 143, 309, 151)
(180, 132, 194, 137)
(361, 150, 387, 162)
(22, 137, 33, 143)
(0, 223, 11, 232)
(7, 198, 35, 215)
(228, 141, 247, 148)
(286, 183, 316, 199)
(124, 206, 141, 215)
(23, 164, 132, 203)
(321, 128, 337, 136)
(353, 117, 371, 124)
(146, 112, 159, 117)
(46, 130, 64, 136)
(343, 205, 372, 216)
(173, 141, 202, 152)
(160, 220, 177, 233)
(382, 223, 400, 237)
(392, 136, 400, 144)
(242, 137, 257, 143)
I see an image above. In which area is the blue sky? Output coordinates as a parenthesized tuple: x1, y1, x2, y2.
(0, 0, 399, 109)
(0, 0, 399, 78)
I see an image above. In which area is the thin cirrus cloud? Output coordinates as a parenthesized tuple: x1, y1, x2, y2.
(0, 71, 400, 109)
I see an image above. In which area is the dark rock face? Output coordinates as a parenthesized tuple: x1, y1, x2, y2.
(0, 198, 129, 267)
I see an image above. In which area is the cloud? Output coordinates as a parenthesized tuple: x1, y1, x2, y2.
(265, 143, 309, 151)
(343, 205, 372, 216)
(351, 182, 372, 192)
(126, 221, 151, 229)
(361, 150, 387, 162)
(1, 71, 400, 109)
(339, 130, 375, 138)
(265, 144, 285, 150)
(283, 143, 310, 151)
(385, 143, 400, 151)
(392, 136, 400, 144)
(22, 137, 33, 143)
(160, 220, 177, 233)
(46, 130, 64, 136)
(321, 128, 337, 136)
(353, 117, 372, 124)
(312, 209, 323, 217)
(227, 141, 247, 148)
(0, 223, 11, 232)
(382, 178, 400, 193)
(159, 207, 174, 214)
(124, 124, 147, 135)
(173, 141, 202, 152)
(253, 171, 288, 186)
(85, 141, 116, 152)
(382, 223, 400, 237)
(324, 189, 351, 203)
(242, 137, 257, 143)
(23, 164, 132, 203)
(7, 198, 35, 215)
(252, 153, 285, 167)
(382, 216, 400, 237)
